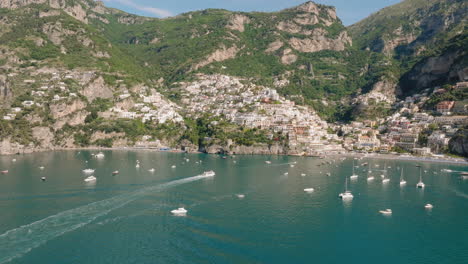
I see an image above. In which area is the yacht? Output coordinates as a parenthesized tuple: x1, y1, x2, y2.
(304, 188, 314, 193)
(379, 209, 392, 215)
(171, 207, 187, 215)
(202, 171, 215, 177)
(350, 160, 358, 180)
(84, 176, 97, 182)
(95, 152, 105, 159)
(416, 168, 425, 188)
(82, 169, 95, 174)
(339, 177, 353, 199)
(425, 204, 433, 209)
(399, 168, 407, 186)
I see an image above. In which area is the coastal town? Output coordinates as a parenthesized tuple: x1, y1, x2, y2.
(1, 71, 467, 159)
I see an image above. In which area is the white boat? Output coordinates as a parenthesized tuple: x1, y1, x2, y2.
(83, 169, 95, 174)
(339, 177, 353, 200)
(462, 176, 468, 180)
(382, 178, 390, 183)
(425, 204, 433, 209)
(304, 188, 314, 193)
(416, 167, 425, 188)
(301, 173, 306, 177)
(12, 159, 16, 162)
(39, 166, 45, 170)
(441, 169, 453, 173)
(112, 170, 119, 175)
(284, 172, 289, 176)
(381, 163, 390, 183)
(171, 207, 187, 215)
(171, 165, 176, 168)
(41, 177, 46, 181)
(148, 168, 155, 173)
(265, 161, 271, 164)
(202, 171, 215, 177)
(290, 164, 295, 168)
(367, 176, 375, 181)
(84, 176, 96, 182)
(326, 172, 331, 176)
(399, 168, 406, 186)
(379, 209, 392, 215)
(95, 152, 105, 159)
(350, 160, 358, 180)
(1, 170, 8, 174)
(236, 194, 245, 199)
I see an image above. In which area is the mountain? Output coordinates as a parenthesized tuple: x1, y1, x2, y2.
(0, 0, 466, 155)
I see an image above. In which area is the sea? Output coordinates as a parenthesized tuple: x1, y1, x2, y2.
(0, 150, 467, 264)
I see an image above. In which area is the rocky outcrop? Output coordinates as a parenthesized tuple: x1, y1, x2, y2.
(265, 40, 283, 53)
(281, 48, 297, 65)
(193, 45, 239, 70)
(81, 76, 114, 101)
(50, 99, 86, 119)
(289, 30, 351, 53)
(202, 143, 287, 155)
(32, 127, 54, 149)
(226, 14, 250, 32)
(449, 128, 468, 158)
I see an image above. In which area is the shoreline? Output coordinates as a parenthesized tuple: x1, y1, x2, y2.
(2, 146, 467, 165)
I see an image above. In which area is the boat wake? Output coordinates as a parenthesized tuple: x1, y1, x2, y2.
(0, 174, 213, 264)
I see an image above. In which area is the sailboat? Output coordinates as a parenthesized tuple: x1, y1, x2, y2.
(350, 159, 358, 180)
(382, 162, 390, 183)
(416, 167, 425, 188)
(367, 164, 374, 181)
(399, 168, 406, 186)
(380, 162, 387, 179)
(339, 176, 353, 199)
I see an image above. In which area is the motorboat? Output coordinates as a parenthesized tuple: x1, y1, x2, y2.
(112, 170, 119, 175)
(290, 164, 295, 168)
(339, 177, 353, 199)
(148, 168, 155, 173)
(39, 166, 45, 170)
(95, 152, 105, 159)
(462, 176, 468, 180)
(136, 163, 140, 168)
(83, 169, 95, 174)
(379, 209, 392, 215)
(301, 173, 306, 177)
(171, 165, 176, 168)
(399, 168, 406, 186)
(326, 173, 331, 176)
(171, 207, 187, 215)
(367, 176, 375, 181)
(202, 171, 215, 177)
(1, 170, 8, 174)
(284, 172, 289, 176)
(382, 178, 390, 183)
(84, 176, 97, 182)
(304, 188, 314, 193)
(441, 169, 453, 173)
(265, 161, 271, 164)
(12, 159, 16, 162)
(425, 204, 433, 209)
(41, 177, 46, 181)
(236, 194, 245, 199)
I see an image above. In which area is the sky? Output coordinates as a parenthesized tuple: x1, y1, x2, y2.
(101, 0, 402, 26)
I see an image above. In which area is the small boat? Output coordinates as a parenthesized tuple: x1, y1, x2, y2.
(425, 204, 433, 209)
(202, 171, 215, 177)
(186, 159, 190, 162)
(339, 177, 353, 200)
(222, 156, 227, 159)
(399, 168, 406, 186)
(95, 152, 105, 159)
(441, 169, 452, 173)
(379, 209, 392, 215)
(39, 166, 45, 170)
(265, 161, 271, 164)
(304, 188, 314, 193)
(83, 169, 95, 174)
(326, 172, 331, 176)
(367, 176, 375, 181)
(84, 176, 96, 182)
(290, 164, 295, 168)
(460, 172, 468, 176)
(236, 194, 245, 199)
(148, 168, 155, 173)
(41, 177, 46, 181)
(171, 207, 187, 215)
(1, 170, 8, 174)
(112, 170, 119, 175)
(382, 178, 390, 183)
(136, 163, 140, 168)
(462, 176, 468, 180)
(284, 172, 289, 176)
(301, 173, 306, 177)
(12, 159, 16, 162)
(171, 165, 176, 168)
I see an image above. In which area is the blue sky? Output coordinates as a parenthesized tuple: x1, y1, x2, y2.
(101, 0, 402, 25)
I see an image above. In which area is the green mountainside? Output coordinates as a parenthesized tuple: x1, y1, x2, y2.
(0, 0, 466, 154)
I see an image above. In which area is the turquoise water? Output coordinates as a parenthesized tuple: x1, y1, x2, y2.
(0, 151, 467, 264)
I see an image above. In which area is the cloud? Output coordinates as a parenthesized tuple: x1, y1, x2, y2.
(103, 0, 173, 17)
